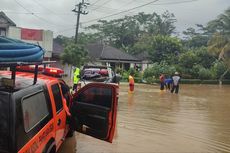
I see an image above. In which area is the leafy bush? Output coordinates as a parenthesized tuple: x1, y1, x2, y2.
(143, 61, 177, 80)
(121, 68, 143, 83)
(211, 61, 228, 79)
(198, 67, 212, 80)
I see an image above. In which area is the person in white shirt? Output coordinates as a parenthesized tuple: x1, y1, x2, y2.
(171, 72, 180, 94)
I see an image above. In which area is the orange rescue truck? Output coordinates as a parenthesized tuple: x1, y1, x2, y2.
(0, 61, 118, 153)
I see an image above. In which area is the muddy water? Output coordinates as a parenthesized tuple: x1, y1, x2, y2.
(58, 83, 230, 153)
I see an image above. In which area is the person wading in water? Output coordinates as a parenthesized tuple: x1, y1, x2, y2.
(171, 72, 181, 94)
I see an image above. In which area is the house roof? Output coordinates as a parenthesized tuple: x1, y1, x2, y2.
(86, 43, 104, 59)
(0, 12, 16, 26)
(86, 43, 140, 62)
(52, 41, 141, 63)
(134, 51, 151, 61)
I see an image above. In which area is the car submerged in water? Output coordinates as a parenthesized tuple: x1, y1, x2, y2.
(78, 65, 121, 89)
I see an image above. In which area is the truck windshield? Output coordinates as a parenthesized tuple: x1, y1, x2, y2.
(0, 91, 10, 152)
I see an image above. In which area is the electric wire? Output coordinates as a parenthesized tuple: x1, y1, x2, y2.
(91, 0, 112, 11)
(13, 0, 73, 27)
(82, 0, 199, 25)
(82, 0, 160, 24)
(91, 0, 104, 6)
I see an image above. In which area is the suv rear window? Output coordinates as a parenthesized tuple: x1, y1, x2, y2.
(0, 91, 10, 152)
(22, 92, 49, 132)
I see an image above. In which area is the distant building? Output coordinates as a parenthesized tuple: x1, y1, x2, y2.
(86, 43, 141, 71)
(134, 51, 152, 71)
(0, 11, 16, 36)
(0, 11, 53, 59)
(52, 41, 143, 76)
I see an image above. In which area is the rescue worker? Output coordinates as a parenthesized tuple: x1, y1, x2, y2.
(128, 71, 135, 93)
(73, 67, 80, 92)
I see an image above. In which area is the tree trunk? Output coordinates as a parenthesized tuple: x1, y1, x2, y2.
(219, 67, 230, 85)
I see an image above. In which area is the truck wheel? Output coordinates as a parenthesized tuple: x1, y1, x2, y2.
(66, 129, 74, 137)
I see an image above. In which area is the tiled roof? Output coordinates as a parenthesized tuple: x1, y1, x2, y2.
(52, 41, 141, 62)
(134, 51, 151, 61)
(86, 43, 103, 59)
(86, 43, 140, 62)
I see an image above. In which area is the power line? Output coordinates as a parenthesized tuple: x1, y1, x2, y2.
(31, 0, 56, 14)
(82, 0, 160, 24)
(91, 0, 112, 11)
(91, 0, 104, 6)
(152, 0, 199, 5)
(13, 0, 72, 27)
(82, 0, 199, 24)
(3, 10, 73, 15)
(89, 5, 122, 14)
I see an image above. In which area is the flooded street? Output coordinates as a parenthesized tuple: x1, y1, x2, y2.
(58, 83, 230, 153)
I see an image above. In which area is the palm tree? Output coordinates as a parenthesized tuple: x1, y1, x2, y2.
(207, 7, 230, 84)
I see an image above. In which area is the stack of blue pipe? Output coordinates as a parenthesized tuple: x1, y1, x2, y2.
(0, 36, 44, 62)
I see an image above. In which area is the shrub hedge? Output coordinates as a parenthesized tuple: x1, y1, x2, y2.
(121, 78, 230, 84)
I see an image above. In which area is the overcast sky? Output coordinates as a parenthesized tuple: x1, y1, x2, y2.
(1, 0, 230, 37)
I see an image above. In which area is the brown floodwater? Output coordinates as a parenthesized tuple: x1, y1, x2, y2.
(58, 83, 230, 153)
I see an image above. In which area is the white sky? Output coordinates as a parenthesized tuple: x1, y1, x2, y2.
(1, 0, 230, 37)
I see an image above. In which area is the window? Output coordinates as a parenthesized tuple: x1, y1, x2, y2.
(22, 92, 49, 132)
(51, 84, 63, 113)
(78, 86, 112, 108)
(0, 28, 6, 36)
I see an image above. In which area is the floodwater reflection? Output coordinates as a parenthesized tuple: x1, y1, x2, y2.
(60, 83, 230, 153)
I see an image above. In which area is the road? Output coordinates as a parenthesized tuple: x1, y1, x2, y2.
(58, 83, 230, 153)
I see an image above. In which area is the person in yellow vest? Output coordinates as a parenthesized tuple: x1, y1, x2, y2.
(128, 72, 135, 93)
(73, 67, 80, 92)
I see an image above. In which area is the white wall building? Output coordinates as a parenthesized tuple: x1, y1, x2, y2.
(0, 11, 53, 59)
(7, 26, 53, 58)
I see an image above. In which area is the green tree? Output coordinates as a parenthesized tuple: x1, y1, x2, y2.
(182, 26, 209, 49)
(178, 50, 199, 77)
(143, 62, 176, 83)
(133, 35, 182, 64)
(54, 35, 74, 46)
(61, 43, 88, 67)
(87, 11, 177, 52)
(207, 7, 230, 83)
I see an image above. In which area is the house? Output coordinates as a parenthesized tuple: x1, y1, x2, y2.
(133, 51, 152, 71)
(0, 11, 16, 36)
(52, 41, 154, 77)
(86, 43, 141, 71)
(0, 11, 53, 59)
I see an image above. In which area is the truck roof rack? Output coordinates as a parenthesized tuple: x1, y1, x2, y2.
(0, 61, 56, 88)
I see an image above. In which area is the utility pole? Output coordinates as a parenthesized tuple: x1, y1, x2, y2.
(72, 0, 89, 43)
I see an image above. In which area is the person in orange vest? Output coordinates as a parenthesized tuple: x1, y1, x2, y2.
(129, 72, 135, 93)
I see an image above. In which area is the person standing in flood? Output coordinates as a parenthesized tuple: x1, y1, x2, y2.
(129, 72, 135, 93)
(165, 76, 173, 91)
(159, 74, 165, 90)
(171, 72, 181, 94)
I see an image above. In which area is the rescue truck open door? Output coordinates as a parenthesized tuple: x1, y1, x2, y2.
(72, 83, 118, 143)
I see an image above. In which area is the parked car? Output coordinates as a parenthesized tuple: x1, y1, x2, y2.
(78, 65, 121, 89)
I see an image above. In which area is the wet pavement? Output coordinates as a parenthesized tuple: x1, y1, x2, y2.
(58, 83, 230, 153)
